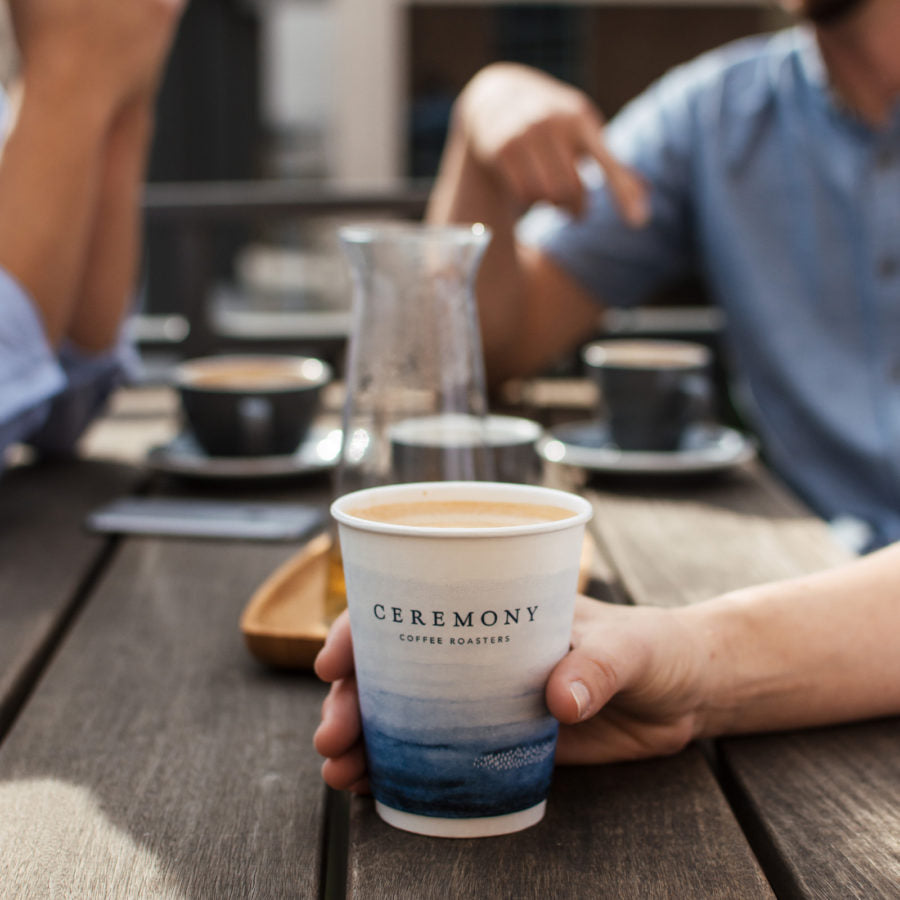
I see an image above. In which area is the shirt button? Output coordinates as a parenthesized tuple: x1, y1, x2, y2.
(878, 257, 899, 279)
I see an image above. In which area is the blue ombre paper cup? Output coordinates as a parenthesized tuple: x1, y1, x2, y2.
(331, 481, 592, 838)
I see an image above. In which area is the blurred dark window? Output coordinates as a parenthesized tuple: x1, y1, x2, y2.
(145, 0, 260, 317)
(407, 4, 784, 179)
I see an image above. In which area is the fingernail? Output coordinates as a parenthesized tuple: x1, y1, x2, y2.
(570, 680, 591, 721)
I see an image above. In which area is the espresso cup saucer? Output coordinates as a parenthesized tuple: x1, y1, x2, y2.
(146, 425, 342, 481)
(537, 420, 756, 476)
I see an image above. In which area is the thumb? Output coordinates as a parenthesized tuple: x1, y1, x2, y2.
(546, 645, 622, 725)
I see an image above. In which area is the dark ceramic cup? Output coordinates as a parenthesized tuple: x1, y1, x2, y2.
(581, 340, 713, 452)
(174, 354, 332, 457)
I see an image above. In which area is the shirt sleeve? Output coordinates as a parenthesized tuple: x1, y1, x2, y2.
(520, 62, 701, 308)
(0, 268, 67, 445)
(0, 266, 139, 465)
(25, 330, 139, 456)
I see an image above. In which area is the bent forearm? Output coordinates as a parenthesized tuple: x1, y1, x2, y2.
(67, 101, 155, 353)
(428, 123, 601, 383)
(687, 543, 900, 737)
(427, 123, 529, 379)
(0, 79, 114, 345)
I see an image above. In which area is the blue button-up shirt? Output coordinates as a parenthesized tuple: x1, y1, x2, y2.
(0, 90, 136, 470)
(527, 26, 900, 549)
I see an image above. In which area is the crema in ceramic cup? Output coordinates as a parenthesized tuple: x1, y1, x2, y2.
(331, 480, 592, 839)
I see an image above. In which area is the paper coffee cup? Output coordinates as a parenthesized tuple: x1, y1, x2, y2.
(331, 481, 592, 838)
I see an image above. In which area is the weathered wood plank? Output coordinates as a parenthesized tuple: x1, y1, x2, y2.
(0, 534, 329, 899)
(347, 748, 772, 899)
(0, 459, 142, 736)
(583, 462, 852, 608)
(719, 721, 900, 899)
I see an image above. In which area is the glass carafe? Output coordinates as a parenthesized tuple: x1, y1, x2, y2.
(325, 222, 493, 621)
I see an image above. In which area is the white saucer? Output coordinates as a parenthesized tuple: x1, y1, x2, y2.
(537, 420, 756, 476)
(146, 426, 342, 480)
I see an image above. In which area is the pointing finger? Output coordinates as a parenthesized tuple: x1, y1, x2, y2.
(581, 124, 650, 228)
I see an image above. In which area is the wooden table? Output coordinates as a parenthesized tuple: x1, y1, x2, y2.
(1, 385, 898, 898)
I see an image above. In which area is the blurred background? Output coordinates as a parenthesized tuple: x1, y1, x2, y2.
(1, 0, 790, 379)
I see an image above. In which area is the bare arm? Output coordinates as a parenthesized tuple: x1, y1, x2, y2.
(0, 0, 183, 349)
(693, 543, 900, 735)
(427, 63, 648, 383)
(66, 99, 156, 353)
(0, 69, 111, 345)
(550, 542, 900, 763)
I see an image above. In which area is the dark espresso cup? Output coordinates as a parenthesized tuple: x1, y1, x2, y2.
(389, 414, 543, 484)
(174, 354, 332, 457)
(582, 340, 713, 451)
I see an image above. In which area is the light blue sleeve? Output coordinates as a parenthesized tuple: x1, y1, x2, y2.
(24, 332, 139, 457)
(0, 269, 67, 449)
(519, 60, 702, 308)
(0, 267, 138, 467)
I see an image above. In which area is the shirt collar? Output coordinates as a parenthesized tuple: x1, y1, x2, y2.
(793, 23, 900, 137)
(794, 24, 829, 92)
(793, 23, 859, 120)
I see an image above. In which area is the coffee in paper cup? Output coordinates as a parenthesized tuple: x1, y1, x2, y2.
(331, 481, 592, 838)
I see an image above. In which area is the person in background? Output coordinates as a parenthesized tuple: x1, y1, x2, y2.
(315, 538, 900, 784)
(314, 0, 900, 787)
(0, 0, 185, 469)
(427, 0, 900, 553)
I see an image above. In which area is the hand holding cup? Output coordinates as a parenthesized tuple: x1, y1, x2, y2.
(324, 480, 591, 838)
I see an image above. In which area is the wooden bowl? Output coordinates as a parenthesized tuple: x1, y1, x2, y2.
(240, 531, 332, 669)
